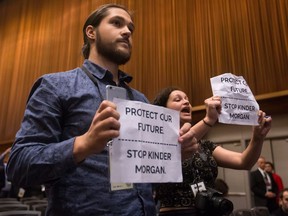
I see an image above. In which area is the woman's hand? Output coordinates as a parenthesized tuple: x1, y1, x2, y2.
(203, 96, 222, 126)
(178, 122, 198, 160)
(253, 110, 272, 141)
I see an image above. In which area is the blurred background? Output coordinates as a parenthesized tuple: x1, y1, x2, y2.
(0, 0, 287, 210)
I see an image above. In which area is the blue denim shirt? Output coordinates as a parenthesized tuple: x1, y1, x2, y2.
(7, 60, 156, 216)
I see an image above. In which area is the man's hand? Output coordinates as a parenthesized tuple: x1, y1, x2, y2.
(73, 100, 120, 163)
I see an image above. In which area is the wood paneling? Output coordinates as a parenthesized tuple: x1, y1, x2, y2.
(0, 0, 287, 144)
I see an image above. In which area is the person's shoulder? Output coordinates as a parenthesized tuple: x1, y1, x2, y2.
(129, 87, 149, 103)
(200, 139, 217, 149)
(34, 67, 85, 89)
(199, 139, 211, 145)
(251, 168, 259, 172)
(27, 67, 83, 100)
(271, 208, 284, 216)
(41, 67, 81, 80)
(274, 173, 282, 178)
(250, 169, 259, 174)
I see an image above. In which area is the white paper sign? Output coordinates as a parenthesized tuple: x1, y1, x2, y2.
(109, 98, 182, 183)
(210, 73, 259, 125)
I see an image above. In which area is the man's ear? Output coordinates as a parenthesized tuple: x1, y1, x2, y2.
(86, 25, 96, 40)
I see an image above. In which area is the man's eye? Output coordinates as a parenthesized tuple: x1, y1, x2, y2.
(128, 27, 134, 34)
(128, 24, 134, 33)
(113, 20, 121, 26)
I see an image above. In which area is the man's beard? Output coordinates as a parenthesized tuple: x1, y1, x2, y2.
(96, 30, 131, 65)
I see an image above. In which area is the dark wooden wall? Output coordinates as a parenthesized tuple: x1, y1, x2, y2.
(0, 0, 287, 149)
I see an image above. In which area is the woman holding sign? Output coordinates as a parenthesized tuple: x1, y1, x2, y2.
(153, 86, 272, 216)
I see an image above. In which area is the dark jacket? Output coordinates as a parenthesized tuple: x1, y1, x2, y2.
(250, 169, 278, 212)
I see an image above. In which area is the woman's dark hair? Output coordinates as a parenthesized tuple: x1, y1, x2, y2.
(265, 161, 275, 170)
(82, 4, 133, 59)
(214, 178, 229, 196)
(153, 86, 181, 107)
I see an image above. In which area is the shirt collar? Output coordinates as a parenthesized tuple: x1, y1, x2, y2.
(258, 168, 266, 176)
(83, 60, 133, 84)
